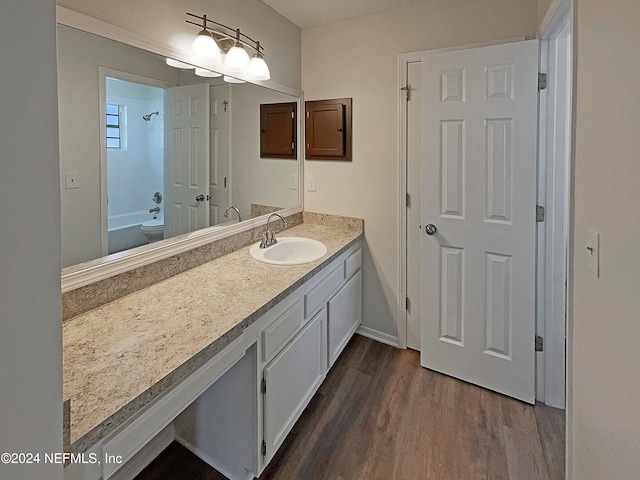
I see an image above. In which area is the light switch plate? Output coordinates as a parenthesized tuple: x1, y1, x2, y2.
(586, 229, 600, 277)
(289, 174, 299, 190)
(305, 175, 316, 192)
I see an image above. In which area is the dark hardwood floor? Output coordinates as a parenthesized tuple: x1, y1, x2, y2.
(136, 335, 565, 480)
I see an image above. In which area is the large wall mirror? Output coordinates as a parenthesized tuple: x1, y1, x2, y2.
(57, 20, 301, 287)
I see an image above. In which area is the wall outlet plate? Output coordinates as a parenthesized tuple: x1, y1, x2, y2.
(305, 175, 316, 192)
(289, 174, 298, 190)
(586, 229, 600, 277)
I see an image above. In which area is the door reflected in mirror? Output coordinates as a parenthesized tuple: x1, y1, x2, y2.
(57, 24, 300, 268)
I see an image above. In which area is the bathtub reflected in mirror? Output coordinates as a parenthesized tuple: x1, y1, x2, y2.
(58, 24, 300, 269)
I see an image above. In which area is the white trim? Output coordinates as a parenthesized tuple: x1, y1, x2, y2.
(396, 55, 410, 349)
(539, 0, 574, 476)
(537, 0, 572, 409)
(61, 205, 302, 293)
(109, 424, 175, 480)
(537, 0, 570, 39)
(356, 326, 399, 348)
(56, 5, 303, 291)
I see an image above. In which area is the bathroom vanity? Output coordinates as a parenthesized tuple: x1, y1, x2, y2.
(63, 219, 362, 480)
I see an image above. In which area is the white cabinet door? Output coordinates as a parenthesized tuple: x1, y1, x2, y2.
(263, 309, 326, 462)
(327, 270, 362, 367)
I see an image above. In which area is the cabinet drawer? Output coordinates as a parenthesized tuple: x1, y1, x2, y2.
(344, 247, 361, 279)
(304, 264, 343, 318)
(262, 300, 303, 363)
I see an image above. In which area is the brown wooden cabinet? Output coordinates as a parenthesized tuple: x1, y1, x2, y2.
(305, 98, 352, 161)
(260, 102, 297, 159)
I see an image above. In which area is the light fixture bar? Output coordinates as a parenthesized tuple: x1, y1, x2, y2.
(186, 12, 265, 57)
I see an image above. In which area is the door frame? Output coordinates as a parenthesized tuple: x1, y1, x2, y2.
(398, 19, 572, 407)
(98, 67, 172, 256)
(536, 0, 572, 409)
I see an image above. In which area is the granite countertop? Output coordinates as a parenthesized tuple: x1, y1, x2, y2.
(63, 222, 362, 454)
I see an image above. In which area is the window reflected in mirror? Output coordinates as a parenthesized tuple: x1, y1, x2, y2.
(57, 24, 300, 269)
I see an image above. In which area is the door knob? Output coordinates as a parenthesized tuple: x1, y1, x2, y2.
(195, 194, 205, 202)
(425, 224, 437, 235)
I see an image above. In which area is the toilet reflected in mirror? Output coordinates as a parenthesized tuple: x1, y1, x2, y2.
(141, 216, 164, 243)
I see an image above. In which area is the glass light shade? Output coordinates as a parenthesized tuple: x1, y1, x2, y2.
(195, 68, 222, 77)
(191, 30, 221, 65)
(166, 58, 195, 69)
(223, 75, 245, 84)
(224, 44, 251, 71)
(250, 56, 270, 80)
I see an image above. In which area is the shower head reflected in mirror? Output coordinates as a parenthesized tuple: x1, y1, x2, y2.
(142, 111, 159, 121)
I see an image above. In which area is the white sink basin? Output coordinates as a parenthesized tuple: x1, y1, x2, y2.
(250, 237, 328, 265)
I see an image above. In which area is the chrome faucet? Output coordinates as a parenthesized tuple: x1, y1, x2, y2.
(260, 213, 288, 249)
(223, 206, 242, 222)
(149, 206, 160, 214)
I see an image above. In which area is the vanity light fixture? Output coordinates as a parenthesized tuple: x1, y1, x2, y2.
(190, 14, 222, 66)
(223, 75, 245, 84)
(224, 29, 251, 71)
(195, 67, 222, 78)
(165, 58, 195, 69)
(167, 12, 270, 81)
(250, 42, 271, 81)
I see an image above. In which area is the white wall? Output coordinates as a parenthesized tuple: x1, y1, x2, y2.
(302, 0, 537, 338)
(57, 0, 302, 90)
(568, 0, 640, 477)
(0, 1, 63, 479)
(231, 83, 299, 218)
(538, 0, 554, 26)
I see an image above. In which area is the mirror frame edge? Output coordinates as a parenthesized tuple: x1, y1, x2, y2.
(58, 5, 304, 293)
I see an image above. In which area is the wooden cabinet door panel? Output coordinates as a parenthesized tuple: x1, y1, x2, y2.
(305, 98, 352, 161)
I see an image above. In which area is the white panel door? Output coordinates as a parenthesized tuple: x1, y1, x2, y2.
(209, 84, 230, 225)
(420, 40, 539, 403)
(165, 84, 210, 237)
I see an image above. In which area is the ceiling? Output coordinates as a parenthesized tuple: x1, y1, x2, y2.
(261, 0, 425, 28)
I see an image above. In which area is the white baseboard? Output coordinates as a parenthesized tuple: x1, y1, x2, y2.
(356, 325, 399, 348)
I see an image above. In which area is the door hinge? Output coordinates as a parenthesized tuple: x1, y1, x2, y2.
(536, 205, 545, 222)
(405, 296, 410, 311)
(261, 377, 266, 394)
(538, 73, 548, 90)
(406, 193, 411, 208)
(292, 142, 295, 150)
(261, 440, 267, 456)
(535, 335, 544, 352)
(400, 84, 411, 101)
